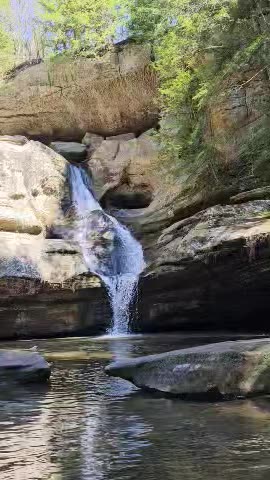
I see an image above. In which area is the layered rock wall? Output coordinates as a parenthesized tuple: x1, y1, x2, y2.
(0, 44, 158, 141)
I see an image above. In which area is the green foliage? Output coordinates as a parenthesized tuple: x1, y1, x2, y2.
(0, 0, 45, 76)
(0, 0, 14, 75)
(1, 0, 269, 192)
(127, 0, 167, 42)
(0, 25, 14, 76)
(239, 119, 270, 183)
(128, 0, 270, 189)
(40, 0, 125, 57)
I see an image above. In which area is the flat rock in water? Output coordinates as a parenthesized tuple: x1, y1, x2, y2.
(0, 350, 51, 383)
(105, 339, 270, 399)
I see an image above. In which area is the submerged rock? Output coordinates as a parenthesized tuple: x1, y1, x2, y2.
(0, 350, 51, 383)
(106, 339, 270, 399)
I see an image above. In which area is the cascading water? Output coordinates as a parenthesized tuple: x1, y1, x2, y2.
(69, 165, 102, 213)
(68, 164, 145, 336)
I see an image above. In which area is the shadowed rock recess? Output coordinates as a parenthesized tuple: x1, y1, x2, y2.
(0, 42, 270, 338)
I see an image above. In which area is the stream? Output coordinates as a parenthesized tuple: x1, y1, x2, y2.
(0, 333, 270, 480)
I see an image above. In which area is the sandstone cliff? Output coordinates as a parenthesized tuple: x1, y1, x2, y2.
(0, 43, 270, 338)
(0, 44, 158, 141)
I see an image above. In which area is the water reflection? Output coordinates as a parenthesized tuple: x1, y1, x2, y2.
(0, 334, 269, 479)
(0, 385, 60, 480)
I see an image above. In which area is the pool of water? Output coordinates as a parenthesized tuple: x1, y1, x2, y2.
(0, 333, 270, 480)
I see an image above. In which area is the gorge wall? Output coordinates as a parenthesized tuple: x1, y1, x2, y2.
(0, 43, 158, 141)
(0, 43, 270, 338)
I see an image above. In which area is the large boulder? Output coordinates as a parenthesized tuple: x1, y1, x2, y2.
(0, 350, 50, 383)
(82, 132, 104, 151)
(0, 44, 158, 141)
(0, 136, 66, 234)
(106, 338, 270, 399)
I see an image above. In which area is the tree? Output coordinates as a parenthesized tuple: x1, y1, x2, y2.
(127, 0, 270, 185)
(0, 0, 45, 72)
(0, 24, 14, 75)
(40, 0, 126, 56)
(0, 1, 14, 74)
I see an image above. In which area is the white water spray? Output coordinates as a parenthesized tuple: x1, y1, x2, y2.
(68, 165, 145, 335)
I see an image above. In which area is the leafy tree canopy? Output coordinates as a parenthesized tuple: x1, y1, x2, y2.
(127, 0, 270, 186)
(39, 0, 127, 56)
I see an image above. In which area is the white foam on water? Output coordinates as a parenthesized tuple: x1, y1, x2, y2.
(68, 164, 145, 336)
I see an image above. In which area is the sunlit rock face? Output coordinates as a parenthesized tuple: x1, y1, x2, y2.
(0, 136, 66, 235)
(0, 137, 110, 339)
(0, 136, 105, 285)
(206, 69, 270, 162)
(0, 44, 158, 141)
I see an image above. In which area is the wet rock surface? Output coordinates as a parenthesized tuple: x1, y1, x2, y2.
(0, 350, 50, 383)
(106, 338, 270, 399)
(0, 137, 112, 338)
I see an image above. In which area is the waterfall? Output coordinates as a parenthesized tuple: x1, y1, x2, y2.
(69, 165, 102, 213)
(68, 164, 145, 335)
